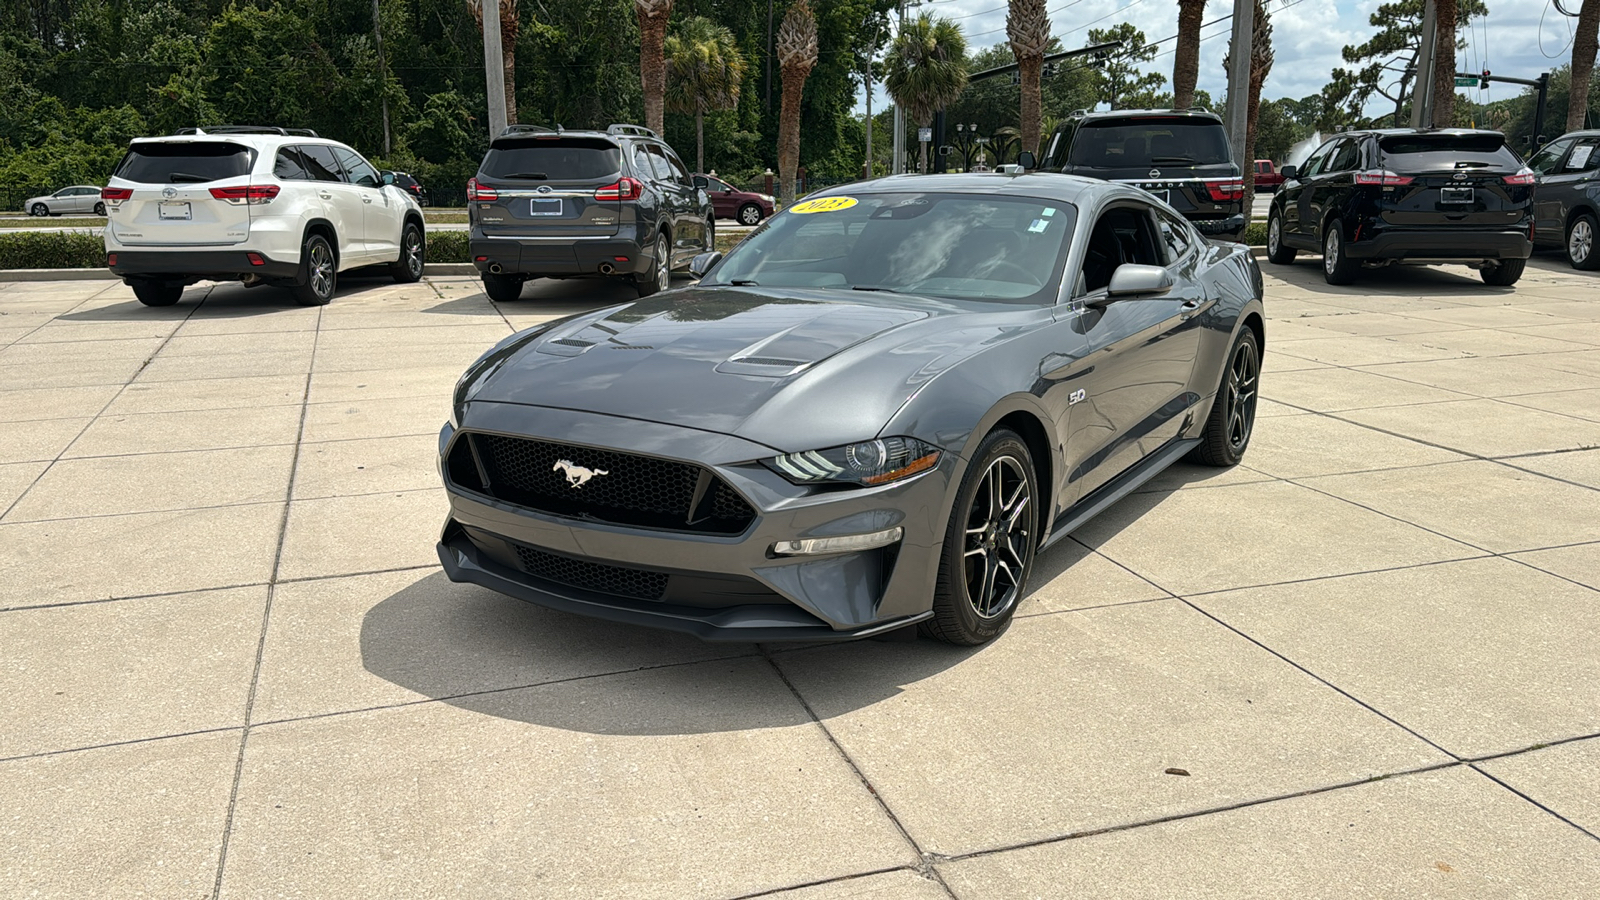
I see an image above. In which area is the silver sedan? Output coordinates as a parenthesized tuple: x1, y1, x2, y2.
(25, 186, 105, 217)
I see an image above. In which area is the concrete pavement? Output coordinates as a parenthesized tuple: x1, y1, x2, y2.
(1, 256, 1598, 897)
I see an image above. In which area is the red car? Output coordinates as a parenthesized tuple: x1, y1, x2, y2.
(1253, 159, 1284, 192)
(697, 174, 774, 226)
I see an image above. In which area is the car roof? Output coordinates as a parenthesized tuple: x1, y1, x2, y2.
(808, 172, 1126, 205)
(126, 134, 349, 150)
(1329, 127, 1507, 139)
(1066, 108, 1224, 125)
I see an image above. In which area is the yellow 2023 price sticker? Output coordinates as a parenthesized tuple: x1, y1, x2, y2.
(788, 196, 859, 214)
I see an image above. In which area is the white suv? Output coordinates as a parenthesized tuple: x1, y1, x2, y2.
(103, 127, 426, 307)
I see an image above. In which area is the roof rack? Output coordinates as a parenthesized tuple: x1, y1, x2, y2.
(500, 124, 557, 136)
(171, 126, 320, 137)
(607, 124, 659, 138)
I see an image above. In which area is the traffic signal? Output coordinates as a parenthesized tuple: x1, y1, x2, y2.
(1481, 69, 1490, 88)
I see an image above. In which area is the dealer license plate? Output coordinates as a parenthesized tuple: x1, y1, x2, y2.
(529, 198, 562, 217)
(158, 202, 191, 220)
(1440, 187, 1474, 205)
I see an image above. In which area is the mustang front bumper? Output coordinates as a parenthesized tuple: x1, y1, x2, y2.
(436, 403, 956, 642)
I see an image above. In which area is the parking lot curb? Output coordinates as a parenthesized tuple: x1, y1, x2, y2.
(0, 263, 484, 282)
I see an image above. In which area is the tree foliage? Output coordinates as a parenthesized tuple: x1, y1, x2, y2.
(885, 12, 968, 172)
(1086, 24, 1166, 110)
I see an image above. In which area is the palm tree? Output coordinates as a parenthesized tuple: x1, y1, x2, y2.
(1007, 0, 1050, 160)
(885, 13, 969, 173)
(777, 0, 818, 204)
(468, 0, 519, 124)
(1225, 0, 1273, 212)
(1172, 0, 1206, 109)
(666, 18, 748, 173)
(636, 0, 674, 135)
(1430, 0, 1458, 127)
(1570, 0, 1600, 132)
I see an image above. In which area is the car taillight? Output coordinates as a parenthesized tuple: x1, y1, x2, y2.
(1205, 178, 1244, 201)
(101, 187, 133, 201)
(1503, 170, 1535, 185)
(467, 177, 497, 201)
(209, 185, 281, 205)
(1354, 170, 1414, 186)
(595, 177, 643, 201)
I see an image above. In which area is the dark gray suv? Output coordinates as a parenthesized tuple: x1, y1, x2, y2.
(467, 124, 715, 301)
(1526, 130, 1600, 269)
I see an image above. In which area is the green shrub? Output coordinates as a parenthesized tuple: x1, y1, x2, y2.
(1242, 222, 1267, 246)
(426, 230, 469, 263)
(0, 231, 105, 269)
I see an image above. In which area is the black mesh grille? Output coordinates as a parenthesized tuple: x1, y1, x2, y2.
(463, 433, 756, 534)
(513, 543, 668, 600)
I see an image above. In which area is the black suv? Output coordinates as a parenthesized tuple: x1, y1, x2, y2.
(1526, 129, 1600, 269)
(1040, 109, 1246, 240)
(1266, 129, 1535, 286)
(468, 124, 715, 301)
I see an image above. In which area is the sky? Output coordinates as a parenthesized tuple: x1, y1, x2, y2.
(858, 0, 1579, 115)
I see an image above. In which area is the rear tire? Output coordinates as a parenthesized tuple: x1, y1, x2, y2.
(1566, 214, 1599, 270)
(131, 280, 183, 307)
(1189, 327, 1261, 467)
(390, 221, 425, 283)
(93, 202, 105, 216)
(1321, 219, 1358, 285)
(293, 233, 336, 307)
(635, 232, 671, 297)
(1480, 258, 1526, 286)
(921, 429, 1038, 646)
(1266, 211, 1295, 264)
(482, 273, 524, 302)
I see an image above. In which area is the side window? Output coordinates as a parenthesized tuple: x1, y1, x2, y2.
(298, 145, 344, 182)
(645, 145, 675, 183)
(1326, 140, 1359, 174)
(662, 148, 692, 185)
(274, 148, 311, 180)
(710, 177, 733, 192)
(333, 147, 380, 187)
(629, 143, 654, 180)
(1527, 139, 1574, 176)
(1080, 205, 1164, 294)
(1563, 140, 1599, 173)
(1301, 141, 1336, 177)
(1156, 211, 1193, 264)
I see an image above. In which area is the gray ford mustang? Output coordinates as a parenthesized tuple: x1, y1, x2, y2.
(437, 173, 1265, 645)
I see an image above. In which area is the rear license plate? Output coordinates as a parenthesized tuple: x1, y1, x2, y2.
(1440, 187, 1474, 205)
(529, 198, 562, 217)
(158, 202, 191, 220)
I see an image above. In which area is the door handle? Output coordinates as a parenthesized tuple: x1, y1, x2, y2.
(362, 196, 373, 204)
(1179, 298, 1205, 320)
(318, 191, 333, 199)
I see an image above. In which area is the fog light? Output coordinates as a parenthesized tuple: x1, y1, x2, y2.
(771, 526, 903, 557)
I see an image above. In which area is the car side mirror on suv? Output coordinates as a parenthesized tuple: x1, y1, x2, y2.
(380, 171, 396, 186)
(1280, 164, 1298, 181)
(689, 251, 723, 279)
(692, 174, 710, 189)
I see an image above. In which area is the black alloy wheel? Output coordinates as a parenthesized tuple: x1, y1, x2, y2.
(1568, 214, 1599, 270)
(391, 222, 425, 283)
(737, 203, 763, 226)
(924, 429, 1037, 646)
(1189, 327, 1261, 467)
(293, 233, 336, 307)
(1266, 210, 1295, 264)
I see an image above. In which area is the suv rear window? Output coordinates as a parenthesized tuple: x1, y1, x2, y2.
(1378, 134, 1520, 171)
(1069, 119, 1231, 168)
(481, 138, 622, 181)
(114, 142, 254, 184)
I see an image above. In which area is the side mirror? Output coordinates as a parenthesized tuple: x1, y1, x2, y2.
(381, 171, 396, 186)
(1017, 150, 1037, 170)
(688, 251, 723, 279)
(1280, 164, 1298, 181)
(1106, 264, 1174, 298)
(692, 175, 709, 189)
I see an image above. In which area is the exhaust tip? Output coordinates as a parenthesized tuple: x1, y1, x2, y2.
(598, 262, 615, 275)
(488, 263, 503, 274)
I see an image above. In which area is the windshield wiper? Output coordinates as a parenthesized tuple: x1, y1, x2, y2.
(851, 285, 900, 293)
(500, 172, 549, 179)
(168, 172, 209, 183)
(1149, 155, 1195, 164)
(730, 279, 760, 286)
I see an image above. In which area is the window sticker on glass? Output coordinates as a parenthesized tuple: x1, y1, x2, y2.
(1028, 219, 1049, 233)
(1042, 207, 1057, 217)
(789, 196, 858, 214)
(1569, 144, 1595, 170)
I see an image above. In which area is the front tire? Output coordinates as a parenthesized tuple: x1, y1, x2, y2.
(1266, 211, 1295, 264)
(1480, 258, 1525, 286)
(482, 273, 524, 302)
(1567, 214, 1599, 270)
(30, 203, 48, 217)
(1189, 327, 1261, 467)
(635, 232, 671, 297)
(1321, 218, 1358, 285)
(293, 233, 336, 307)
(922, 429, 1038, 646)
(390, 221, 425, 283)
(737, 203, 763, 226)
(131, 280, 183, 307)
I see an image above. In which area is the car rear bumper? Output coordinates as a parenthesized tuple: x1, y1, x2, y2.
(469, 235, 649, 277)
(1346, 228, 1534, 261)
(107, 250, 300, 282)
(1193, 213, 1247, 240)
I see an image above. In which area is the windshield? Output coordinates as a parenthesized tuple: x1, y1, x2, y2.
(1378, 134, 1521, 171)
(114, 142, 254, 184)
(1068, 119, 1232, 167)
(480, 138, 622, 181)
(705, 192, 1076, 304)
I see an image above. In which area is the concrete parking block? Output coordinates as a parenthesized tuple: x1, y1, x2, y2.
(1512, 542, 1600, 591)
(132, 347, 315, 382)
(1020, 539, 1167, 616)
(0, 416, 89, 464)
(1304, 460, 1600, 554)
(1073, 480, 1476, 596)
(0, 503, 283, 606)
(0, 460, 46, 511)
(0, 586, 264, 756)
(276, 489, 448, 580)
(291, 433, 441, 499)
(1263, 365, 1475, 412)
(6, 444, 294, 522)
(251, 569, 752, 723)
(776, 603, 1445, 857)
(1244, 414, 1466, 478)
(760, 870, 950, 899)
(301, 394, 449, 442)
(1503, 387, 1600, 423)
(105, 372, 306, 415)
(935, 767, 1600, 899)
(1355, 355, 1600, 399)
(0, 732, 239, 899)
(65, 404, 304, 457)
(1197, 557, 1600, 757)
(1339, 397, 1600, 457)
(1504, 448, 1600, 489)
(219, 660, 916, 899)
(1479, 737, 1600, 835)
(0, 383, 121, 422)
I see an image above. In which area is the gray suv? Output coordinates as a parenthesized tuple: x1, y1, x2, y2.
(467, 124, 715, 301)
(1526, 130, 1600, 269)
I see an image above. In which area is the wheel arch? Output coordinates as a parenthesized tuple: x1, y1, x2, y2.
(991, 410, 1054, 546)
(1564, 204, 1598, 234)
(302, 218, 339, 263)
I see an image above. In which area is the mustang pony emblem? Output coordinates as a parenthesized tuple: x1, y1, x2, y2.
(553, 459, 608, 488)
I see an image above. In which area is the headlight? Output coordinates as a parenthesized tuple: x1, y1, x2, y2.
(765, 437, 941, 487)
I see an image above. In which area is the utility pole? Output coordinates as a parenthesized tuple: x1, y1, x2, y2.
(864, 46, 874, 178)
(891, 0, 908, 174)
(766, 0, 775, 113)
(1411, 0, 1439, 128)
(372, 0, 390, 155)
(1224, 0, 1254, 167)
(482, 0, 508, 140)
